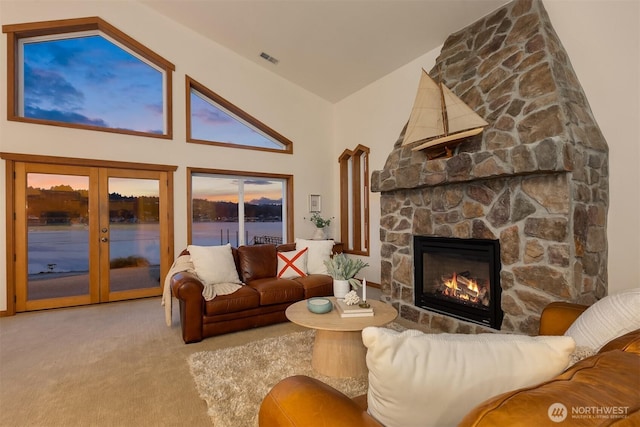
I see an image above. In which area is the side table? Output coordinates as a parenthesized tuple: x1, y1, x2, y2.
(285, 297, 398, 378)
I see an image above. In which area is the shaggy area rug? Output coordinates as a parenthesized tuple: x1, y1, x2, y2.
(188, 330, 369, 426)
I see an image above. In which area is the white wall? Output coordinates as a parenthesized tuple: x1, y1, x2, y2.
(0, 0, 334, 311)
(334, 0, 640, 295)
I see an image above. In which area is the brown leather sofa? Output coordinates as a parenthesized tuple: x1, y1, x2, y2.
(171, 243, 333, 343)
(258, 302, 640, 426)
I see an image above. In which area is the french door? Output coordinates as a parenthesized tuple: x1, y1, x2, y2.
(12, 162, 172, 311)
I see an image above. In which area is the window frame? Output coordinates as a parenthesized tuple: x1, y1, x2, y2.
(3, 17, 175, 139)
(187, 167, 294, 247)
(339, 144, 370, 256)
(186, 76, 293, 154)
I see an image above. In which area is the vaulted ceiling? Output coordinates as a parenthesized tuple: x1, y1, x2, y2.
(141, 0, 508, 102)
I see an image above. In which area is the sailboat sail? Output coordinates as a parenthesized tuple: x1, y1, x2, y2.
(402, 69, 488, 152)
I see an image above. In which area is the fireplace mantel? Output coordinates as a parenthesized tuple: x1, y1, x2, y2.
(372, 138, 573, 193)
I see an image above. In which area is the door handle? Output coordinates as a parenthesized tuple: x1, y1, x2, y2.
(100, 237, 108, 242)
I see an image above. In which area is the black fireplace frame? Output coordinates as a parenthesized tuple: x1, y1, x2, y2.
(413, 236, 503, 329)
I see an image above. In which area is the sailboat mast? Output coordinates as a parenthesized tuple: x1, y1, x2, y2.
(439, 81, 449, 136)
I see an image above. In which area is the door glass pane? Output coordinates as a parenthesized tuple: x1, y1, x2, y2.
(108, 177, 160, 292)
(27, 173, 90, 300)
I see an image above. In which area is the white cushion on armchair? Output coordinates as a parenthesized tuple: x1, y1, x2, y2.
(362, 327, 575, 427)
(564, 287, 640, 351)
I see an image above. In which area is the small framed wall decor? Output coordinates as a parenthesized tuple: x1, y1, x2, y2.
(309, 194, 321, 212)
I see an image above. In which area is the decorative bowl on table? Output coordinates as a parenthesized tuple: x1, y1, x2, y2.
(307, 297, 333, 314)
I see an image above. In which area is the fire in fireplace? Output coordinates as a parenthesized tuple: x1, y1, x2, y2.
(413, 236, 503, 329)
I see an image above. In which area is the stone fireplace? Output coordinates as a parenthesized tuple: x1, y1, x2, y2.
(371, 0, 609, 335)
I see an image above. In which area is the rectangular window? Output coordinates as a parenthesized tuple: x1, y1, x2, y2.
(339, 145, 370, 255)
(189, 169, 293, 247)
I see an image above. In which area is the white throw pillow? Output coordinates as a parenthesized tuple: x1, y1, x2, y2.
(362, 327, 575, 427)
(187, 244, 242, 286)
(295, 238, 334, 274)
(564, 287, 640, 351)
(277, 248, 308, 279)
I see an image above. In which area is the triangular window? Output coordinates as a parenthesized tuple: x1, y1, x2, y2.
(187, 76, 292, 154)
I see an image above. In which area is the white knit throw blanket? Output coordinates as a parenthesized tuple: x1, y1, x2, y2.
(162, 255, 242, 327)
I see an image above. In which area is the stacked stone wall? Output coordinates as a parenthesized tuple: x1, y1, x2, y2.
(372, 0, 608, 335)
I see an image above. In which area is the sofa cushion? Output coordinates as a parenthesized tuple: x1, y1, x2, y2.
(187, 244, 242, 286)
(247, 277, 304, 305)
(295, 238, 334, 274)
(564, 288, 640, 352)
(238, 244, 277, 282)
(362, 327, 575, 427)
(293, 275, 333, 298)
(277, 248, 308, 278)
(204, 285, 260, 316)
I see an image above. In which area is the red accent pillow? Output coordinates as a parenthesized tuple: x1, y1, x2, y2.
(277, 248, 308, 278)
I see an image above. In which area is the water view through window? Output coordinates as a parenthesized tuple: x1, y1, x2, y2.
(191, 173, 285, 246)
(27, 174, 91, 299)
(107, 177, 160, 292)
(26, 173, 161, 300)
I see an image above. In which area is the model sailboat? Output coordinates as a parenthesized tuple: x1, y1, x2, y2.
(402, 69, 488, 156)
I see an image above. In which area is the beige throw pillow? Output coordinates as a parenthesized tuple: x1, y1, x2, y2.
(362, 327, 575, 427)
(295, 238, 334, 274)
(187, 244, 242, 286)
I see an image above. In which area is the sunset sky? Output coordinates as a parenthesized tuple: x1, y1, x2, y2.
(23, 33, 164, 133)
(191, 175, 283, 204)
(28, 174, 160, 198)
(28, 173, 283, 204)
(190, 91, 283, 150)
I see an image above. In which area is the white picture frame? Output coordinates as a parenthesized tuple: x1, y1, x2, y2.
(309, 194, 321, 212)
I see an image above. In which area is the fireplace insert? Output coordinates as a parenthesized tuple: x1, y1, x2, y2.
(413, 236, 503, 329)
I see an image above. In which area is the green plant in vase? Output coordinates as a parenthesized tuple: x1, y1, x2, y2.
(306, 213, 334, 239)
(307, 213, 333, 228)
(324, 253, 369, 298)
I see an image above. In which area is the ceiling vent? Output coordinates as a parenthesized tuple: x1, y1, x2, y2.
(259, 52, 279, 65)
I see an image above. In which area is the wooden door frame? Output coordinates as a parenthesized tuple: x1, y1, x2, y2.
(0, 153, 177, 316)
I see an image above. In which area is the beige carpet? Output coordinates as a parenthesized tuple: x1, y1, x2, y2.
(0, 297, 306, 426)
(188, 330, 369, 427)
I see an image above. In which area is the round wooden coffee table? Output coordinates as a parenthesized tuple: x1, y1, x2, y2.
(286, 297, 398, 378)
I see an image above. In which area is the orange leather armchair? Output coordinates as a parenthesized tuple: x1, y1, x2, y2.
(259, 302, 640, 427)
